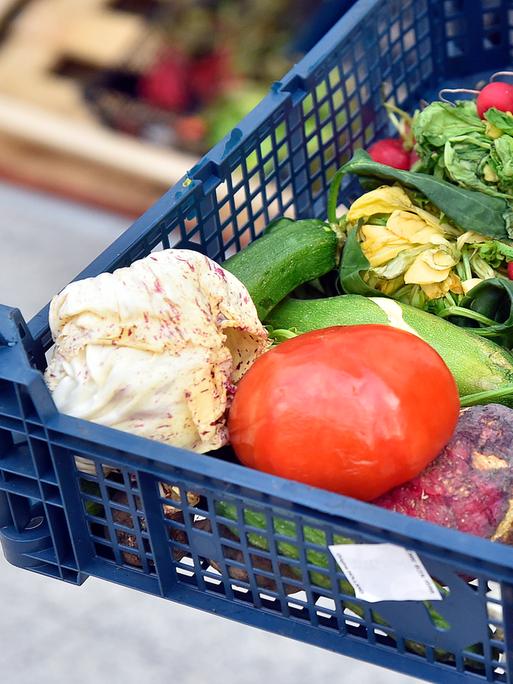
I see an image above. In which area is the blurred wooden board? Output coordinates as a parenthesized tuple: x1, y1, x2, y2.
(0, 0, 20, 21)
(0, 133, 166, 217)
(0, 132, 269, 231)
(0, 94, 198, 216)
(0, 0, 148, 120)
(0, 0, 186, 213)
(0, 2, 279, 224)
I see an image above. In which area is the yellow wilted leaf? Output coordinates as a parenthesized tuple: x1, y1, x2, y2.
(404, 248, 456, 285)
(347, 185, 413, 221)
(421, 272, 463, 299)
(386, 211, 449, 245)
(462, 277, 483, 294)
(360, 223, 411, 267)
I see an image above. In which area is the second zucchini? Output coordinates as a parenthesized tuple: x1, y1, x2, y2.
(266, 294, 513, 406)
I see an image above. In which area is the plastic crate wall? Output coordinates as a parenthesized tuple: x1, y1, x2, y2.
(2, 1, 513, 682)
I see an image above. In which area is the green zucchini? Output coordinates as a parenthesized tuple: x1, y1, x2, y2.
(266, 294, 513, 406)
(222, 219, 338, 319)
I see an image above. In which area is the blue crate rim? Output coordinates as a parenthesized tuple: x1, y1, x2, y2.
(21, 400, 513, 578)
(4, 298, 513, 574)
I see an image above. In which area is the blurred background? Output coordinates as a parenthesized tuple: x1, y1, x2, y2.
(0, 1, 420, 682)
(0, 0, 348, 217)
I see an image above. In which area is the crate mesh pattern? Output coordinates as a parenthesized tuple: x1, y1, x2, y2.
(2, 2, 513, 682)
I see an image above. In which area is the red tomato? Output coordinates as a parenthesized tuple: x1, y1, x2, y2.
(508, 262, 513, 280)
(367, 138, 411, 170)
(476, 82, 513, 119)
(229, 325, 460, 501)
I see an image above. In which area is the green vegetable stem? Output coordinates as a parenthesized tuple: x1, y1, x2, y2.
(439, 277, 513, 348)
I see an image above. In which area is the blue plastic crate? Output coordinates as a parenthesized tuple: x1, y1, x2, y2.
(2, 1, 513, 681)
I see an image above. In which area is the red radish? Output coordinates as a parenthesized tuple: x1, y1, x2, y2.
(476, 81, 513, 119)
(507, 262, 513, 280)
(409, 149, 420, 167)
(368, 138, 411, 170)
(139, 52, 190, 112)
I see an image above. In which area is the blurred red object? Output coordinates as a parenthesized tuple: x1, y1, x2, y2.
(138, 51, 190, 112)
(190, 49, 233, 103)
(175, 114, 207, 143)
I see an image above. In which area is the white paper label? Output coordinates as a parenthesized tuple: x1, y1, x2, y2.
(328, 543, 442, 603)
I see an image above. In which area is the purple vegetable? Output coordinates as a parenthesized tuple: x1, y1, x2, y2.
(375, 404, 513, 543)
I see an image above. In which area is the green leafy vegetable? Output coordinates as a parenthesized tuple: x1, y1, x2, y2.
(412, 101, 513, 221)
(442, 138, 498, 195)
(415, 101, 485, 147)
(478, 241, 509, 268)
(485, 108, 513, 137)
(328, 149, 511, 238)
(442, 277, 513, 348)
(339, 225, 384, 296)
(491, 134, 513, 185)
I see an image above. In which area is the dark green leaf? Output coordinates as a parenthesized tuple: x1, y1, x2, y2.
(448, 277, 513, 347)
(328, 149, 510, 238)
(339, 226, 384, 297)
